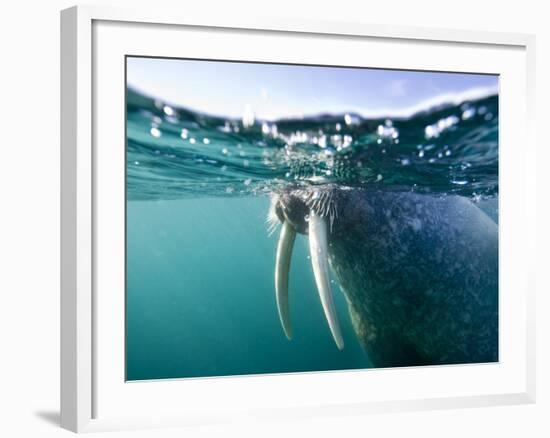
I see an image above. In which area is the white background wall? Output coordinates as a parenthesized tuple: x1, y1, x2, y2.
(0, 0, 547, 436)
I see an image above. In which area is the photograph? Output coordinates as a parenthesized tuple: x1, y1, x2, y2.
(125, 57, 499, 381)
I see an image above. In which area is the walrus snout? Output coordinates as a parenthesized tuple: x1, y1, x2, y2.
(273, 185, 340, 233)
(274, 192, 310, 235)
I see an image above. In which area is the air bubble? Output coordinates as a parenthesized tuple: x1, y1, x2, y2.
(163, 105, 174, 116)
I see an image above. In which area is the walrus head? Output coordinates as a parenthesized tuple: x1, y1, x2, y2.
(269, 186, 499, 366)
(268, 186, 344, 350)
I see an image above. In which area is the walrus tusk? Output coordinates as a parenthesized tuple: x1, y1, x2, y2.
(308, 211, 345, 350)
(275, 220, 296, 340)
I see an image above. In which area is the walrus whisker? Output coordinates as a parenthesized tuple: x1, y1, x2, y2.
(266, 195, 281, 236)
(275, 220, 296, 340)
(308, 211, 344, 350)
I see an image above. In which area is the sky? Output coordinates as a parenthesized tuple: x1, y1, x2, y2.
(127, 57, 498, 120)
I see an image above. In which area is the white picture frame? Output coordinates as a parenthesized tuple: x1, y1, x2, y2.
(60, 4, 537, 433)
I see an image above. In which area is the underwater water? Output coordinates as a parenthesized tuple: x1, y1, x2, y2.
(126, 86, 499, 381)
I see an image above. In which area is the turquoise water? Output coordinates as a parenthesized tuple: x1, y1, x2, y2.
(127, 197, 370, 380)
(126, 86, 498, 381)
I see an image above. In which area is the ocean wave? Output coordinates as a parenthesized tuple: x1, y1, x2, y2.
(126, 87, 499, 201)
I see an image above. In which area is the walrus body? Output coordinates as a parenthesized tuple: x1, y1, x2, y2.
(326, 190, 498, 367)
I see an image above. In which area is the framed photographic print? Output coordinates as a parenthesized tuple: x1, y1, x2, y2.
(61, 5, 536, 433)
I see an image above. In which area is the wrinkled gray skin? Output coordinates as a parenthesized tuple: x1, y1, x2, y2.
(283, 189, 498, 367)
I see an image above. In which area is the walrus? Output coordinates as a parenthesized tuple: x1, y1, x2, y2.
(270, 186, 498, 368)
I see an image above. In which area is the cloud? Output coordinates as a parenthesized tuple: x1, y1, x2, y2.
(387, 79, 408, 97)
(350, 85, 499, 120)
(257, 85, 498, 121)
